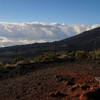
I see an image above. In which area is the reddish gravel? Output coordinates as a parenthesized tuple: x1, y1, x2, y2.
(0, 63, 100, 100)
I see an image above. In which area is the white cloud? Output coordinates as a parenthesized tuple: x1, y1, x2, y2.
(0, 22, 99, 47)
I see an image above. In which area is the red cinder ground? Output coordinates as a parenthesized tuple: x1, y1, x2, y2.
(0, 63, 100, 100)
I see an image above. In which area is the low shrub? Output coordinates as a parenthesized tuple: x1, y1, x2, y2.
(68, 52, 75, 58)
(11, 56, 24, 64)
(75, 50, 87, 59)
(34, 53, 56, 63)
(95, 50, 100, 59)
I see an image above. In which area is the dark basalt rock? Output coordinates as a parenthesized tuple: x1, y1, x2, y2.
(50, 91, 67, 98)
(85, 88, 100, 100)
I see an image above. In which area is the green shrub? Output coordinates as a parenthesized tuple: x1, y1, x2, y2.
(75, 50, 87, 59)
(34, 53, 56, 63)
(12, 56, 24, 64)
(58, 52, 67, 58)
(68, 52, 75, 57)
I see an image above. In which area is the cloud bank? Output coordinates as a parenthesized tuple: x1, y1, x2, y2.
(0, 22, 99, 47)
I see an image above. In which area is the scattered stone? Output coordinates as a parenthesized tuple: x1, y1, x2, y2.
(55, 75, 62, 79)
(50, 91, 67, 98)
(81, 85, 90, 90)
(55, 75, 64, 82)
(76, 94, 80, 97)
(71, 85, 79, 91)
(16, 95, 20, 99)
(84, 88, 100, 100)
(67, 78, 75, 86)
(34, 87, 37, 90)
(55, 75, 72, 82)
(37, 82, 41, 86)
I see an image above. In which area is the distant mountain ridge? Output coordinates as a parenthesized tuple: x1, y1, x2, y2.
(0, 27, 100, 63)
(58, 27, 100, 50)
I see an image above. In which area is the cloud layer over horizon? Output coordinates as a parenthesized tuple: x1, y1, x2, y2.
(0, 22, 99, 47)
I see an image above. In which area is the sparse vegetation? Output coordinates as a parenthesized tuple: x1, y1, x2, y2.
(33, 53, 57, 63)
(11, 56, 24, 64)
(68, 51, 75, 58)
(95, 50, 100, 59)
(75, 50, 87, 59)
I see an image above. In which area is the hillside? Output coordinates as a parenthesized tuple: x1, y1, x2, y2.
(0, 27, 100, 63)
(59, 27, 100, 50)
(0, 62, 100, 100)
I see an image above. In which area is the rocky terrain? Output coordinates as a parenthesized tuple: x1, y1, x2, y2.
(0, 62, 100, 100)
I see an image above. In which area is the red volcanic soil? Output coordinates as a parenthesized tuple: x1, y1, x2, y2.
(0, 63, 100, 100)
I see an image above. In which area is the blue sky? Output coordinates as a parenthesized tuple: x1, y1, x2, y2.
(0, 0, 100, 25)
(0, 0, 100, 47)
